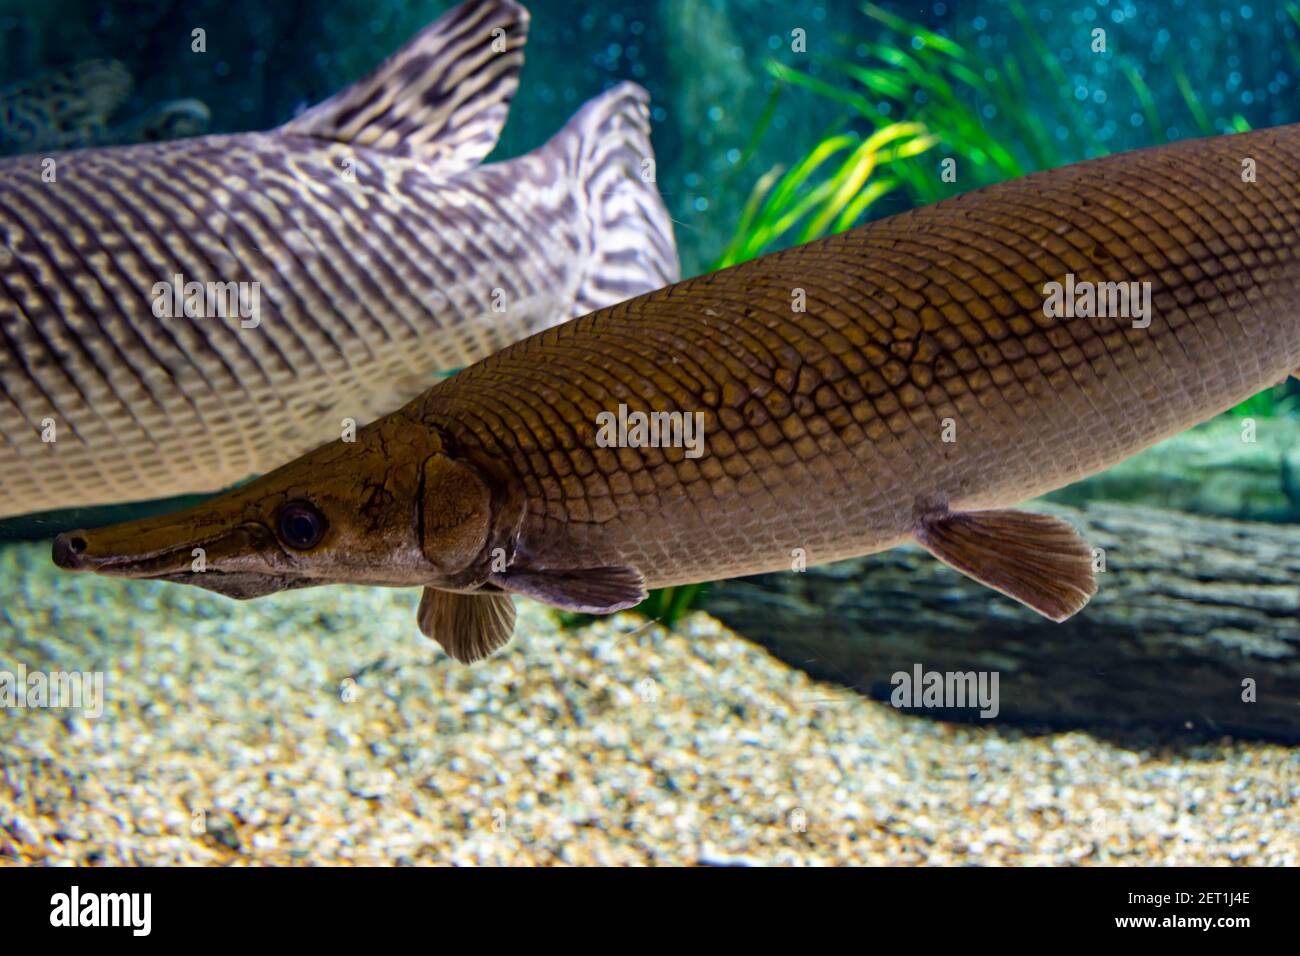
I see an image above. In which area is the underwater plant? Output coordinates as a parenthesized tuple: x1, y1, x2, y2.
(766, 2, 1093, 205)
(557, 582, 707, 632)
(765, 2, 1268, 202)
(712, 118, 935, 268)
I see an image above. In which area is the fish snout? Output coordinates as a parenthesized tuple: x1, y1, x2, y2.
(52, 531, 92, 570)
(51, 525, 186, 575)
(51, 516, 278, 582)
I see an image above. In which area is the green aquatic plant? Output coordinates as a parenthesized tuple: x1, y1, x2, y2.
(713, 120, 935, 268)
(555, 582, 708, 633)
(1229, 390, 1278, 418)
(765, 1, 1098, 207)
(764, 1, 1268, 206)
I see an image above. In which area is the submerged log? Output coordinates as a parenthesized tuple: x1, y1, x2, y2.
(700, 503, 1300, 742)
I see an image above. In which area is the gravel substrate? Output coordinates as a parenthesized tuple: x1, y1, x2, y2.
(1, 539, 1296, 865)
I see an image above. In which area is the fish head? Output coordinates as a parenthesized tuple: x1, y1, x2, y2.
(51, 412, 500, 598)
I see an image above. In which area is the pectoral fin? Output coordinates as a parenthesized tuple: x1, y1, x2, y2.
(491, 565, 647, 613)
(914, 508, 1097, 622)
(417, 588, 517, 664)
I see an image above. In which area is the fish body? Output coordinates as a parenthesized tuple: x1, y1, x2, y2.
(0, 0, 677, 518)
(54, 122, 1300, 661)
(414, 123, 1299, 589)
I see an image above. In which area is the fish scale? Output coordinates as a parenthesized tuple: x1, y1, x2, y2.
(418, 124, 1300, 589)
(0, 0, 678, 518)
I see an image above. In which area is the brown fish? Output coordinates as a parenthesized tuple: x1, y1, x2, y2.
(52, 123, 1300, 662)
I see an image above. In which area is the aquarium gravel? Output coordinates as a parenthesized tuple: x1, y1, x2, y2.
(1, 540, 1294, 867)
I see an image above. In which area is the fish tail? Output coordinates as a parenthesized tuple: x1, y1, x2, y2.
(546, 82, 680, 315)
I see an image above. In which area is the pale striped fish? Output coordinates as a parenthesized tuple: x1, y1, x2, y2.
(0, 0, 678, 519)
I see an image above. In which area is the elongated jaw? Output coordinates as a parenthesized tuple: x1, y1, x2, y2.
(51, 518, 306, 599)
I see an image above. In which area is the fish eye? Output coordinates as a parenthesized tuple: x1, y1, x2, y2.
(276, 501, 326, 550)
